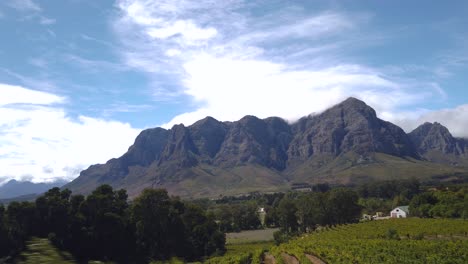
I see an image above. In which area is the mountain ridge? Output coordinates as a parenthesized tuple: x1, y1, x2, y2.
(0, 179, 69, 199)
(64, 97, 468, 198)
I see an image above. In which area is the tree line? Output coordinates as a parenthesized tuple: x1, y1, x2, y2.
(207, 180, 467, 244)
(0, 185, 225, 263)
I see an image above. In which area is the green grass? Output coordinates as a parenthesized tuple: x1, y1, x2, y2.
(226, 228, 279, 244)
(204, 227, 277, 264)
(271, 218, 468, 264)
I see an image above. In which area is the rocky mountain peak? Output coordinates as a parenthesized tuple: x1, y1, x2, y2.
(409, 122, 461, 155)
(288, 97, 415, 160)
(190, 116, 227, 158)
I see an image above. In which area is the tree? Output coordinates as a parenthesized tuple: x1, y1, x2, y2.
(35, 188, 71, 243)
(65, 185, 133, 262)
(132, 188, 174, 260)
(296, 194, 315, 233)
(409, 192, 438, 218)
(327, 189, 362, 225)
(277, 196, 298, 233)
(6, 201, 36, 253)
(182, 203, 225, 259)
(0, 204, 13, 258)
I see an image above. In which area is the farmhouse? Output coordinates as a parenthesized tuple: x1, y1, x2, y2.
(390, 206, 409, 218)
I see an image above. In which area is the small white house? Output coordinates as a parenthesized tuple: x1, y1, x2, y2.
(390, 206, 409, 218)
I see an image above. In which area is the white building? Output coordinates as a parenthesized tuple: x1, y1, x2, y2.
(390, 206, 409, 218)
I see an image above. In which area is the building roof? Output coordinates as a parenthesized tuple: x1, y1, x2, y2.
(393, 206, 409, 214)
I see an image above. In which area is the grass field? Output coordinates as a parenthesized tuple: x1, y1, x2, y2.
(204, 228, 278, 263)
(226, 228, 279, 244)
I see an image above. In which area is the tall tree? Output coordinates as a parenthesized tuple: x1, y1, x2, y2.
(277, 196, 298, 233)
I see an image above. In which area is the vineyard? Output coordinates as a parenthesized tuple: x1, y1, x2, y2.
(273, 218, 468, 264)
(204, 242, 271, 264)
(207, 218, 468, 264)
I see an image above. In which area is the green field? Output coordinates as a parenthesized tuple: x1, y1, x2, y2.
(271, 218, 468, 264)
(226, 228, 279, 244)
(204, 229, 277, 264)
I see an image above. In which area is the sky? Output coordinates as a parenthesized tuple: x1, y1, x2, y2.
(1, 0, 468, 184)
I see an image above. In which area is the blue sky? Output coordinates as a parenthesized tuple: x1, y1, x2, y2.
(1, 0, 468, 183)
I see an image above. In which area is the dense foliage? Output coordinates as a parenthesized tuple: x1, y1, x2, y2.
(409, 186, 468, 218)
(271, 218, 468, 264)
(0, 185, 225, 263)
(264, 188, 362, 244)
(210, 203, 262, 232)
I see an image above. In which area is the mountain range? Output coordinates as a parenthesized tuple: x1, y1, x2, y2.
(65, 98, 468, 198)
(0, 179, 69, 200)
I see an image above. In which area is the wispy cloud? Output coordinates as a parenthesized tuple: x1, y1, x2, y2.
(63, 54, 130, 73)
(100, 102, 155, 117)
(39, 16, 56, 25)
(6, 0, 41, 12)
(1, 68, 60, 93)
(80, 34, 116, 48)
(3, 0, 57, 26)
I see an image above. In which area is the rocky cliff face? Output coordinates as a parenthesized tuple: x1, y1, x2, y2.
(288, 98, 417, 162)
(212, 116, 292, 170)
(65, 97, 468, 197)
(410, 122, 464, 155)
(409, 122, 467, 164)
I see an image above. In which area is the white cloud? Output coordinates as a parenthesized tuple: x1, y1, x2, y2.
(0, 83, 64, 106)
(165, 49, 181, 57)
(389, 105, 468, 138)
(161, 54, 426, 127)
(0, 84, 140, 184)
(114, 0, 448, 131)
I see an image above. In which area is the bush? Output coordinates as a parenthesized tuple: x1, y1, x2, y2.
(385, 228, 400, 240)
(274, 230, 295, 245)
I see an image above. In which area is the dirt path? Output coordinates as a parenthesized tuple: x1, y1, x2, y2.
(305, 253, 327, 264)
(263, 253, 276, 264)
(281, 253, 300, 264)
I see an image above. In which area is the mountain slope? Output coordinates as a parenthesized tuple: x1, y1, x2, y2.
(64, 98, 468, 198)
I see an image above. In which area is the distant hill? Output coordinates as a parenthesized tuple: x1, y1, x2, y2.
(64, 98, 468, 198)
(0, 179, 69, 200)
